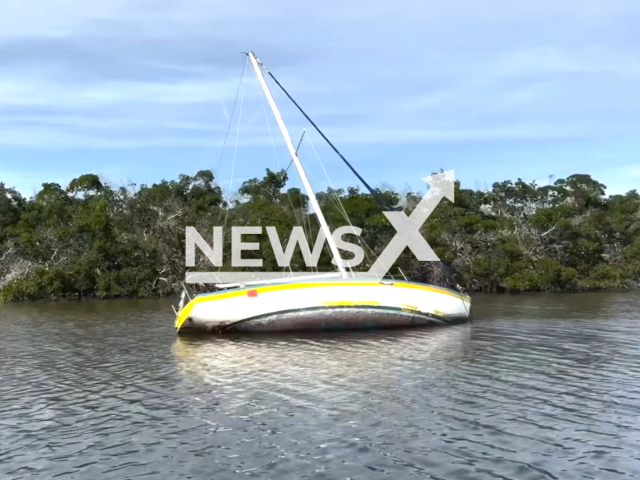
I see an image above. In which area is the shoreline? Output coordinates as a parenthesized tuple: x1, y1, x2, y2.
(2, 284, 638, 305)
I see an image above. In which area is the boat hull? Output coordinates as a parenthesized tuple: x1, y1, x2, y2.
(175, 279, 471, 334)
(179, 305, 469, 334)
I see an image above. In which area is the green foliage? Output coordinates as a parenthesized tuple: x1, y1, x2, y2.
(0, 183, 25, 242)
(0, 267, 73, 301)
(0, 169, 638, 301)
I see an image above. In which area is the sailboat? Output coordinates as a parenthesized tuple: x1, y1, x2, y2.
(173, 52, 471, 334)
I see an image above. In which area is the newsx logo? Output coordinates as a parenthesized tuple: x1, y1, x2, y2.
(186, 170, 454, 282)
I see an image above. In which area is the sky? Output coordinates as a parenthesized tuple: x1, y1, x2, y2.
(1, 0, 639, 199)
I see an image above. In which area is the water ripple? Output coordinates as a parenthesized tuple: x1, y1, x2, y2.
(1, 292, 640, 479)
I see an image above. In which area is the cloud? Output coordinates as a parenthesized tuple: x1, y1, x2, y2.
(0, 0, 639, 195)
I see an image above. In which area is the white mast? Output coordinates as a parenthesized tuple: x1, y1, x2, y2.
(247, 51, 347, 278)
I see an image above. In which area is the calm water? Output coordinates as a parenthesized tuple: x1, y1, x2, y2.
(1, 292, 640, 480)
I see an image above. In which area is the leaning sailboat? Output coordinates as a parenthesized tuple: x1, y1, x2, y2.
(174, 51, 471, 334)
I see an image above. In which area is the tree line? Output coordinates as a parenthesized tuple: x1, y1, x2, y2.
(0, 169, 638, 301)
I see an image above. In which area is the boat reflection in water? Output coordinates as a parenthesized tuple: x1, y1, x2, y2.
(173, 325, 472, 412)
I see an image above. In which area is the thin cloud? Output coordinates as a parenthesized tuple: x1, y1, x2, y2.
(0, 0, 639, 192)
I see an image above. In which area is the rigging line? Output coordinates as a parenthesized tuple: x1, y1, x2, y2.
(253, 66, 320, 270)
(285, 131, 316, 267)
(305, 211, 318, 273)
(290, 148, 317, 273)
(289, 158, 336, 274)
(306, 133, 350, 222)
(291, 153, 335, 272)
(211, 58, 248, 273)
(250, 53, 341, 277)
(256, 74, 282, 169)
(288, 131, 315, 264)
(290, 130, 315, 259)
(253, 56, 400, 212)
(213, 57, 248, 235)
(228, 66, 248, 196)
(303, 184, 318, 273)
(257, 85, 307, 232)
(216, 56, 248, 176)
(300, 144, 359, 276)
(306, 134, 376, 264)
(254, 69, 299, 212)
(285, 129, 306, 173)
(254, 74, 316, 270)
(219, 60, 248, 274)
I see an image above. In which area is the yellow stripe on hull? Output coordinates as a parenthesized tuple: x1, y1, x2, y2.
(175, 280, 470, 333)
